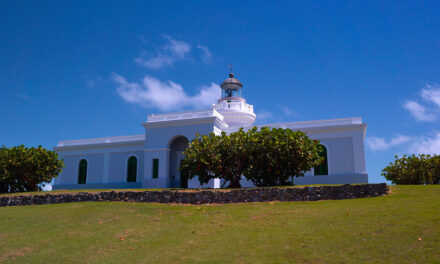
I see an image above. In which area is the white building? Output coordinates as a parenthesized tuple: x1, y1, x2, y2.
(53, 73, 368, 190)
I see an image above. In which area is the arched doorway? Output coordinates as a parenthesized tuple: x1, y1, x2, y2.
(169, 136, 189, 188)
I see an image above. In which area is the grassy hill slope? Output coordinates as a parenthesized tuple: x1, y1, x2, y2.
(0, 185, 439, 263)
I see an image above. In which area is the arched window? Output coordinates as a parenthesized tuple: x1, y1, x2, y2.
(127, 156, 137, 182)
(78, 159, 87, 184)
(314, 145, 328, 176)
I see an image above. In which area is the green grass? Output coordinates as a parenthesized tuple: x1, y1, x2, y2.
(0, 185, 439, 264)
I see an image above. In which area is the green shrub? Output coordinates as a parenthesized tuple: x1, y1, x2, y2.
(181, 129, 248, 188)
(243, 127, 321, 187)
(0, 145, 64, 193)
(180, 127, 321, 188)
(382, 154, 440, 184)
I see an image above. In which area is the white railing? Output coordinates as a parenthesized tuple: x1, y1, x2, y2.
(147, 109, 224, 123)
(214, 101, 254, 114)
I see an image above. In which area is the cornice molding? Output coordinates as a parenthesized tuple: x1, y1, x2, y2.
(142, 116, 221, 128)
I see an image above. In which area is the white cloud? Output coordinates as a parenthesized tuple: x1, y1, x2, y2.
(191, 83, 219, 107)
(279, 105, 298, 117)
(403, 84, 440, 122)
(256, 110, 274, 122)
(197, 45, 212, 63)
(366, 137, 388, 151)
(421, 84, 440, 107)
(113, 73, 219, 111)
(255, 106, 299, 124)
(134, 36, 191, 69)
(408, 132, 440, 155)
(366, 135, 412, 151)
(367, 132, 440, 155)
(403, 100, 436, 122)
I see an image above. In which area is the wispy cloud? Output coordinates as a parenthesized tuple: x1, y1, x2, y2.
(421, 84, 440, 107)
(367, 132, 440, 155)
(256, 110, 274, 122)
(403, 84, 440, 122)
(134, 36, 191, 69)
(255, 105, 299, 124)
(197, 45, 212, 63)
(113, 73, 219, 111)
(279, 104, 299, 117)
(403, 100, 436, 121)
(408, 132, 440, 155)
(366, 135, 411, 151)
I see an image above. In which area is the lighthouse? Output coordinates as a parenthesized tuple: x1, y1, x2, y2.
(214, 73, 256, 127)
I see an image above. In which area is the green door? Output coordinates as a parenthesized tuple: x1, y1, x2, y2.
(127, 156, 137, 182)
(78, 159, 87, 184)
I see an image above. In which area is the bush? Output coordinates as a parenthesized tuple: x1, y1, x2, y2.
(180, 127, 321, 188)
(382, 154, 440, 184)
(243, 127, 321, 187)
(0, 145, 64, 193)
(180, 129, 248, 188)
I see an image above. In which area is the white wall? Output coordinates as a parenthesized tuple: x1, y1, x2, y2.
(54, 117, 368, 189)
(53, 143, 145, 189)
(109, 151, 144, 183)
(55, 154, 103, 184)
(226, 122, 368, 185)
(297, 124, 368, 183)
(142, 117, 224, 188)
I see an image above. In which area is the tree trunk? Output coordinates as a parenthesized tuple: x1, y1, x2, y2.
(227, 181, 242, 188)
(227, 174, 242, 188)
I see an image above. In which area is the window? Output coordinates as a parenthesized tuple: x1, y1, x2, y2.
(127, 156, 137, 182)
(314, 145, 328, 176)
(152, 159, 159, 178)
(78, 159, 87, 184)
(225, 89, 233, 97)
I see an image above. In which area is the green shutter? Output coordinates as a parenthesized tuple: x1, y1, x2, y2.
(152, 159, 159, 179)
(78, 159, 87, 184)
(127, 156, 137, 182)
(314, 145, 328, 176)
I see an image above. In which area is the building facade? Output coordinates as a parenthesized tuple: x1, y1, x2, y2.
(53, 73, 368, 189)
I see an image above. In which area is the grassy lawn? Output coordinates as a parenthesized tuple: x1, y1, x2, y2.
(0, 185, 439, 264)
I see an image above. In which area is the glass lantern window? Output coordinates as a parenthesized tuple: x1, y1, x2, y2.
(222, 89, 241, 98)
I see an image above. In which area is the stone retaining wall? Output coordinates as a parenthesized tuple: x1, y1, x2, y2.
(0, 184, 388, 207)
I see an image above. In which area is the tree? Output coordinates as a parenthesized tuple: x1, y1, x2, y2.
(180, 127, 322, 188)
(0, 145, 64, 193)
(219, 128, 249, 188)
(243, 127, 321, 186)
(382, 154, 440, 185)
(180, 132, 220, 187)
(180, 130, 248, 188)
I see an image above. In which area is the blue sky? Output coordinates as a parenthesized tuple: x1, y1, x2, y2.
(1, 1, 440, 183)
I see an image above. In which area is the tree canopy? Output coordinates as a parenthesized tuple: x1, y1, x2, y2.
(0, 145, 64, 193)
(382, 154, 440, 185)
(243, 127, 322, 186)
(180, 127, 321, 188)
(180, 130, 248, 188)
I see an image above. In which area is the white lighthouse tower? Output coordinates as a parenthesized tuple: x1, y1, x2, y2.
(214, 72, 256, 128)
